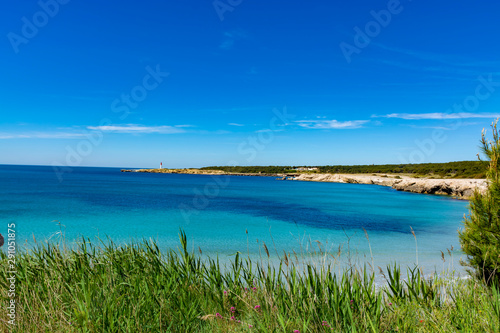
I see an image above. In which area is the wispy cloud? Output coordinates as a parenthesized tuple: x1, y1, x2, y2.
(0, 124, 189, 139)
(255, 128, 284, 133)
(408, 121, 483, 130)
(219, 30, 246, 50)
(0, 132, 87, 139)
(372, 112, 500, 120)
(87, 124, 186, 134)
(296, 119, 369, 129)
(228, 123, 244, 127)
(370, 43, 500, 78)
(247, 67, 258, 75)
(219, 40, 234, 50)
(374, 43, 500, 68)
(408, 125, 453, 130)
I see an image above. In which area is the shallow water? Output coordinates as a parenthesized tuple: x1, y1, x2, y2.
(0, 165, 468, 275)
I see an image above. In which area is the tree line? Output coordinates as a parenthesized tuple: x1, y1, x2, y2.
(201, 160, 488, 178)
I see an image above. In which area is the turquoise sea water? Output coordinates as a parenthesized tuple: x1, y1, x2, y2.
(0, 165, 469, 274)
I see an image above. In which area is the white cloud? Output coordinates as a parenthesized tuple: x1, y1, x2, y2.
(86, 124, 186, 134)
(255, 128, 284, 133)
(0, 124, 188, 139)
(408, 125, 452, 130)
(228, 123, 244, 127)
(296, 119, 369, 129)
(0, 132, 86, 139)
(373, 112, 500, 120)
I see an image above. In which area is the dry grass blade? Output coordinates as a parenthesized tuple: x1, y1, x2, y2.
(263, 242, 270, 258)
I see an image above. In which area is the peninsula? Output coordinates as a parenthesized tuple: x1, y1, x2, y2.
(121, 167, 487, 199)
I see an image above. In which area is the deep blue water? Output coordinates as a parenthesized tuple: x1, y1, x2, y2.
(0, 165, 469, 273)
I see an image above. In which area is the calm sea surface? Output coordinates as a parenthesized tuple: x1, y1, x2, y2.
(0, 165, 469, 274)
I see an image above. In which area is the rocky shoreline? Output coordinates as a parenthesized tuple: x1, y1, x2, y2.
(121, 169, 487, 199)
(293, 173, 486, 199)
(121, 168, 280, 177)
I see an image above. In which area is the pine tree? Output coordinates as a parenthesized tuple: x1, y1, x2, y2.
(459, 120, 500, 285)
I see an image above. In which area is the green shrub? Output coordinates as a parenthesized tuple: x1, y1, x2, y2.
(459, 120, 500, 285)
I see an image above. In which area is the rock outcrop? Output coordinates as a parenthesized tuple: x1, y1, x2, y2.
(293, 173, 486, 199)
(390, 178, 486, 198)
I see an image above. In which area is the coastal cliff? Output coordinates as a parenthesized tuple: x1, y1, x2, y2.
(293, 173, 486, 199)
(121, 169, 486, 199)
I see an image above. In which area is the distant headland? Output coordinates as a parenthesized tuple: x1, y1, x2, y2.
(121, 161, 487, 199)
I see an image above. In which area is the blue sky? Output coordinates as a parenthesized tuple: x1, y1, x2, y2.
(1, 0, 500, 168)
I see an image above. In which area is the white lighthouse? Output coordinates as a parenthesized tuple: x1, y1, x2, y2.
(160, 162, 163, 169)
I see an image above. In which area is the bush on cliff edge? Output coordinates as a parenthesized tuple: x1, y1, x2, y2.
(459, 120, 500, 285)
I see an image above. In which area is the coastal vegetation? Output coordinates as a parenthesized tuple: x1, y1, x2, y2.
(201, 160, 488, 179)
(200, 166, 297, 174)
(460, 121, 500, 285)
(0, 231, 499, 332)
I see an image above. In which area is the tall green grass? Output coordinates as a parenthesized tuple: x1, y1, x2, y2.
(1, 231, 499, 332)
